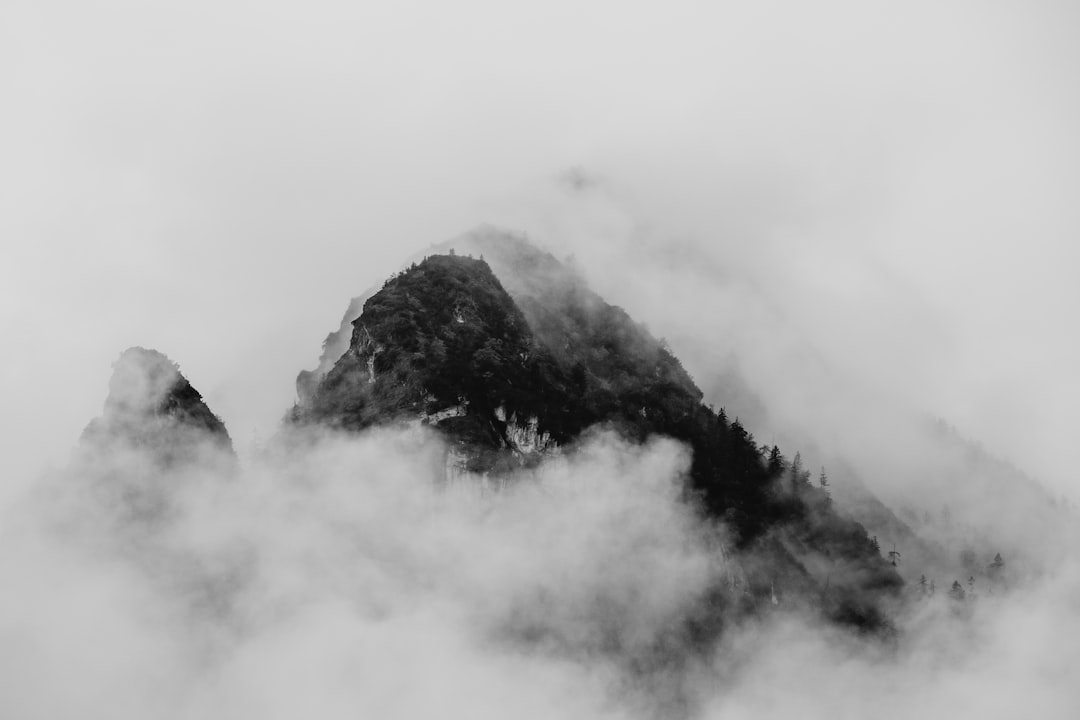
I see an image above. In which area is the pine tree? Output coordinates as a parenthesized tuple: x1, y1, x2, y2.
(819, 467, 829, 490)
(949, 580, 966, 601)
(870, 535, 881, 554)
(767, 445, 784, 476)
(987, 552, 1006, 593)
(730, 418, 748, 443)
(887, 544, 901, 567)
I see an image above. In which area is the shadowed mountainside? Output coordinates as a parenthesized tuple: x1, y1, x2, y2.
(291, 244, 903, 632)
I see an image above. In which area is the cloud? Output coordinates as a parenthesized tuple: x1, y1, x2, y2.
(1, 1, 1079, 716)
(4, 421, 1078, 719)
(3, 1, 1079, 500)
(1, 423, 715, 718)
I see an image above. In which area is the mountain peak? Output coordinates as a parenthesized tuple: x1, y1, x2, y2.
(82, 347, 233, 460)
(296, 226, 577, 405)
(291, 253, 565, 470)
(291, 241, 903, 632)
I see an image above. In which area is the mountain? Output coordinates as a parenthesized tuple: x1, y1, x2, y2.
(594, 232, 1073, 594)
(291, 233, 903, 632)
(697, 334, 1071, 586)
(81, 347, 234, 464)
(297, 226, 568, 405)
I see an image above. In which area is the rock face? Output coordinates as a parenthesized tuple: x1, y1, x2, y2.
(82, 347, 234, 464)
(291, 238, 903, 632)
(292, 229, 707, 473)
(296, 226, 593, 404)
(292, 253, 570, 474)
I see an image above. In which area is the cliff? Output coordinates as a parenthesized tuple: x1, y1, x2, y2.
(291, 246, 903, 632)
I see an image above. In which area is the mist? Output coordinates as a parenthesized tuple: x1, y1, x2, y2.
(2, 0, 1079, 717)
(2, 417, 1078, 719)
(3, 0, 1079, 496)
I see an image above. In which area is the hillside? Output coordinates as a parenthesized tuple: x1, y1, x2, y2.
(292, 247, 903, 632)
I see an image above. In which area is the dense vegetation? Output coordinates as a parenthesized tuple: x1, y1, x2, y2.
(293, 252, 902, 631)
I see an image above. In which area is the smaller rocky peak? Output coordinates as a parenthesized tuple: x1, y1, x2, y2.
(102, 347, 185, 416)
(82, 347, 234, 460)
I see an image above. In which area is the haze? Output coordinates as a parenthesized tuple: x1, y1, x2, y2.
(2, 0, 1076, 503)
(2, 3, 1080, 718)
(3, 1, 1078, 499)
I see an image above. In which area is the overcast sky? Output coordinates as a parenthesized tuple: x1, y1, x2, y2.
(2, 0, 1078, 500)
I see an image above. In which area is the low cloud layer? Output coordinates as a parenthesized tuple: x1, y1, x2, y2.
(2, 423, 1077, 719)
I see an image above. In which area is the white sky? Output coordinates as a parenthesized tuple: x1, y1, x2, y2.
(2, 0, 1078, 500)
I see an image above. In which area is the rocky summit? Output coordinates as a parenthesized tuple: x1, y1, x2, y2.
(290, 236, 903, 632)
(82, 347, 233, 464)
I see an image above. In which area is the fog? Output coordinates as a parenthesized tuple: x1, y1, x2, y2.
(2, 419, 1078, 719)
(2, 0, 1079, 717)
(3, 0, 1079, 497)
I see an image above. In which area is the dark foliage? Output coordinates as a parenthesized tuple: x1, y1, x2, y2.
(293, 253, 901, 632)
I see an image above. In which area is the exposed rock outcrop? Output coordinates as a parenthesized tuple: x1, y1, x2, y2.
(290, 237, 904, 634)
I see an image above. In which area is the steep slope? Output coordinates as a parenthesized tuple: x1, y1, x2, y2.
(82, 347, 234, 464)
(293, 254, 572, 472)
(297, 226, 591, 403)
(700, 343, 1071, 588)
(643, 237, 1072, 589)
(292, 249, 902, 631)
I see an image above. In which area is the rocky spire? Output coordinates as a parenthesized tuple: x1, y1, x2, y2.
(81, 347, 233, 463)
